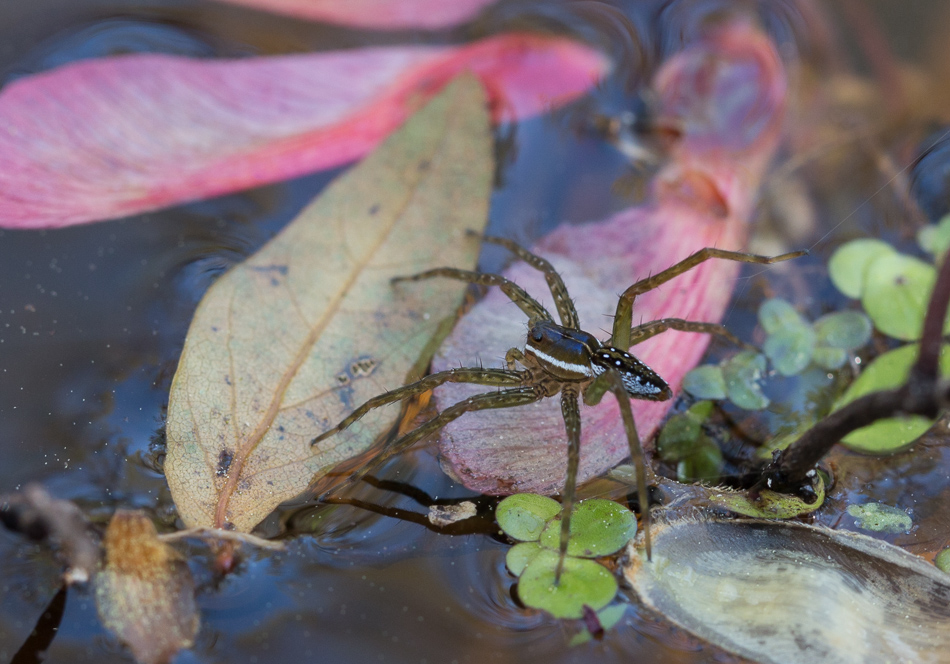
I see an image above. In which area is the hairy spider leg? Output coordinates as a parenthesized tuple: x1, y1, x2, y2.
(585, 368, 652, 563)
(629, 317, 751, 349)
(554, 367, 653, 583)
(321, 386, 546, 495)
(393, 268, 552, 325)
(471, 232, 581, 330)
(611, 248, 808, 351)
(310, 367, 524, 448)
(555, 385, 582, 582)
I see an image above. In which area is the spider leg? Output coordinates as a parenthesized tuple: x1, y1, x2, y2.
(583, 370, 652, 561)
(311, 367, 524, 447)
(611, 247, 806, 350)
(629, 317, 752, 349)
(472, 231, 581, 330)
(554, 385, 581, 583)
(393, 268, 552, 324)
(322, 385, 546, 496)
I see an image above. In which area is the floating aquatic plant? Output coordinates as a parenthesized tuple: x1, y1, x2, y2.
(672, 219, 950, 462)
(822, 225, 950, 452)
(682, 298, 871, 412)
(846, 502, 913, 533)
(496, 494, 636, 623)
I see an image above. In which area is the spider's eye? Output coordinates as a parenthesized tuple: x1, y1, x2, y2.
(530, 329, 544, 343)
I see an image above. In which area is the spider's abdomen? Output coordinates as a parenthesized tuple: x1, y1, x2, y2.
(591, 347, 671, 401)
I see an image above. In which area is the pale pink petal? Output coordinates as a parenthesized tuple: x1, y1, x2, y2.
(0, 34, 607, 229)
(433, 22, 788, 494)
(215, 0, 496, 29)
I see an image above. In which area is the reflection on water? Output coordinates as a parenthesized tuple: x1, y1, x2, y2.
(2, 0, 950, 662)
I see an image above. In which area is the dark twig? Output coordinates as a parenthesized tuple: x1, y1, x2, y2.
(11, 585, 68, 664)
(321, 497, 496, 536)
(915, 250, 950, 380)
(763, 247, 950, 492)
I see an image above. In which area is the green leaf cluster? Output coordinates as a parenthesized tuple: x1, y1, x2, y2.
(760, 299, 872, 373)
(829, 233, 950, 340)
(824, 224, 950, 452)
(496, 494, 636, 622)
(682, 300, 870, 411)
(683, 350, 768, 409)
(669, 221, 950, 475)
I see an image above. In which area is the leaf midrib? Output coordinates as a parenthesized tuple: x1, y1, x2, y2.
(212, 170, 429, 529)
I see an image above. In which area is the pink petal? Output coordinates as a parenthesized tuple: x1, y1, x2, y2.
(433, 22, 788, 495)
(0, 34, 607, 229)
(215, 0, 497, 29)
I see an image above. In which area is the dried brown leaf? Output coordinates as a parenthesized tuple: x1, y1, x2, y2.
(164, 76, 492, 530)
(95, 510, 199, 664)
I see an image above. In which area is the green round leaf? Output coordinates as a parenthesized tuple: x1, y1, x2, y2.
(917, 215, 950, 260)
(657, 413, 702, 462)
(682, 365, 727, 400)
(861, 253, 935, 340)
(834, 344, 950, 453)
(675, 437, 723, 483)
(687, 400, 715, 419)
(811, 346, 848, 370)
(657, 400, 717, 460)
(841, 416, 934, 454)
(846, 502, 912, 533)
(758, 298, 807, 335)
(828, 238, 895, 299)
(517, 550, 618, 619)
(496, 494, 562, 542)
(935, 548, 950, 574)
(723, 351, 770, 410)
(764, 325, 816, 376)
(917, 225, 936, 254)
(539, 499, 636, 558)
(606, 464, 638, 485)
(837, 345, 915, 401)
(813, 311, 872, 351)
(506, 542, 544, 577)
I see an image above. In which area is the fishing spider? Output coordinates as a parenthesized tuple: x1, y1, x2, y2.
(313, 232, 802, 580)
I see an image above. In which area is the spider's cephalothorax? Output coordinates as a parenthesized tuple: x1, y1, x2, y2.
(312, 231, 803, 582)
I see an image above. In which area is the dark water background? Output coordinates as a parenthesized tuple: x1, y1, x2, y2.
(2, 0, 950, 662)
